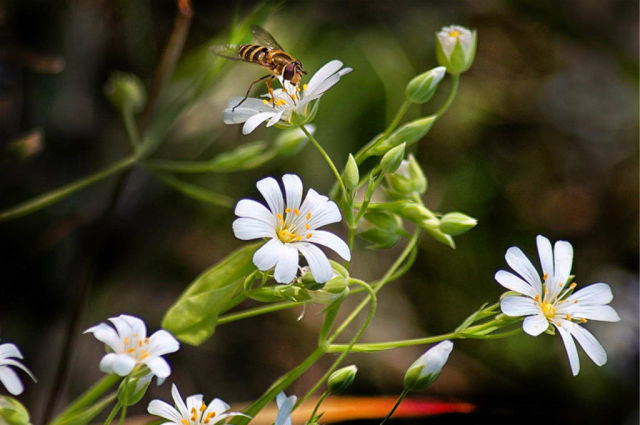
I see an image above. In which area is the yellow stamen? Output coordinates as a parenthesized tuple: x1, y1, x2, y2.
(305, 224, 310, 230)
(144, 337, 149, 344)
(275, 99, 287, 107)
(296, 86, 300, 92)
(569, 282, 577, 289)
(140, 349, 149, 359)
(448, 30, 460, 38)
(543, 273, 548, 281)
(292, 93, 297, 100)
(124, 337, 130, 344)
(566, 314, 571, 320)
(580, 317, 587, 323)
(295, 235, 302, 241)
(263, 99, 269, 105)
(534, 294, 540, 303)
(127, 348, 134, 353)
(303, 83, 308, 91)
(294, 208, 300, 216)
(285, 208, 292, 213)
(306, 212, 311, 220)
(306, 233, 312, 239)
(540, 302, 556, 319)
(544, 287, 549, 296)
(138, 340, 143, 347)
(181, 419, 189, 425)
(200, 404, 207, 412)
(276, 213, 284, 223)
(573, 299, 578, 303)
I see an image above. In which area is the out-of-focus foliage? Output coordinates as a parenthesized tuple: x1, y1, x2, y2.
(0, 1, 637, 424)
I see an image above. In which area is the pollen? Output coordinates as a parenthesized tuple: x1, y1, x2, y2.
(566, 313, 571, 320)
(534, 294, 540, 303)
(276, 213, 284, 224)
(543, 273, 548, 281)
(285, 208, 292, 213)
(580, 317, 587, 323)
(305, 224, 310, 229)
(138, 340, 143, 347)
(448, 30, 461, 38)
(540, 302, 556, 319)
(141, 349, 150, 359)
(569, 282, 577, 289)
(292, 93, 297, 100)
(294, 208, 300, 216)
(306, 212, 311, 220)
(182, 419, 189, 425)
(303, 83, 308, 91)
(127, 348, 135, 353)
(306, 233, 312, 239)
(200, 404, 206, 412)
(124, 337, 130, 344)
(275, 99, 287, 107)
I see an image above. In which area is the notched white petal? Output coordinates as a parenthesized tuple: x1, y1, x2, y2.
(494, 270, 537, 298)
(522, 314, 549, 336)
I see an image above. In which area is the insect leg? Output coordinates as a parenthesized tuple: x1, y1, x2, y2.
(265, 75, 275, 107)
(232, 74, 271, 111)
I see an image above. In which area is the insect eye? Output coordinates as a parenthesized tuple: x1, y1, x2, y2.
(283, 64, 295, 81)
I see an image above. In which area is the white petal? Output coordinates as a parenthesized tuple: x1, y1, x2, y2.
(171, 383, 189, 418)
(148, 399, 182, 422)
(266, 110, 284, 127)
(567, 283, 613, 305)
(0, 366, 23, 395)
(500, 296, 540, 317)
(206, 398, 230, 416)
(494, 270, 537, 298)
(296, 242, 333, 283)
(256, 177, 284, 216)
(522, 314, 549, 336)
(144, 356, 171, 379)
(120, 315, 147, 339)
(536, 235, 554, 280)
(282, 174, 303, 211)
(242, 112, 276, 135)
(505, 247, 541, 295)
(307, 230, 350, 261)
(109, 316, 132, 339)
(275, 393, 296, 425)
(100, 353, 135, 376)
(253, 238, 284, 271)
(306, 60, 343, 94)
(299, 189, 341, 229)
(273, 244, 299, 283)
(235, 199, 276, 226)
(567, 322, 607, 366)
(556, 322, 580, 376)
(0, 359, 35, 383)
(224, 97, 274, 124)
(148, 330, 180, 356)
(564, 305, 621, 322)
(553, 240, 573, 287)
(0, 343, 23, 361)
(84, 323, 122, 352)
(185, 394, 204, 414)
(232, 217, 276, 240)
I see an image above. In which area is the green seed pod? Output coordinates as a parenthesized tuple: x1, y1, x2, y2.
(380, 143, 406, 174)
(328, 365, 358, 394)
(343, 154, 360, 191)
(104, 72, 146, 113)
(406, 67, 446, 104)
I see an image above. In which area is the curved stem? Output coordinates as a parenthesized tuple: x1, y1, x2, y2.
(308, 390, 329, 423)
(103, 402, 121, 425)
(217, 301, 306, 325)
(299, 125, 347, 199)
(355, 99, 411, 164)
(379, 388, 409, 425)
(327, 333, 456, 353)
(435, 74, 459, 118)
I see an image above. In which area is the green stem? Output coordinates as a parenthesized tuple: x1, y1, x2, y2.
(148, 169, 234, 207)
(379, 388, 409, 425)
(48, 374, 121, 424)
(231, 347, 325, 425)
(297, 279, 377, 407)
(435, 74, 459, 118)
(103, 401, 121, 425)
(122, 107, 140, 151)
(308, 391, 329, 423)
(299, 125, 347, 198)
(118, 404, 127, 425)
(327, 333, 456, 353)
(355, 99, 410, 164)
(0, 155, 137, 222)
(217, 301, 305, 324)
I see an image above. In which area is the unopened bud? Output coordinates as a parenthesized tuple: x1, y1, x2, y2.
(117, 372, 152, 406)
(274, 125, 314, 156)
(380, 143, 406, 174)
(310, 276, 349, 304)
(328, 365, 358, 394)
(371, 116, 436, 156)
(424, 225, 456, 249)
(403, 340, 454, 391)
(439, 212, 477, 236)
(343, 154, 360, 191)
(358, 211, 405, 249)
(406, 67, 446, 104)
(435, 25, 477, 75)
(0, 397, 30, 425)
(104, 72, 146, 113)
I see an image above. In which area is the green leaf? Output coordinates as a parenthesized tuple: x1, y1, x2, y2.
(162, 243, 261, 345)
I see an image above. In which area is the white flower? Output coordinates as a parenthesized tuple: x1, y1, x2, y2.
(233, 174, 350, 284)
(0, 343, 36, 395)
(436, 25, 475, 59)
(274, 392, 296, 425)
(435, 25, 477, 75)
(403, 340, 453, 391)
(224, 59, 352, 134)
(84, 314, 180, 383)
(496, 235, 621, 375)
(148, 383, 248, 425)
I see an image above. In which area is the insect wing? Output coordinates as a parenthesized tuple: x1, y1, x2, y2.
(209, 44, 244, 61)
(250, 25, 284, 50)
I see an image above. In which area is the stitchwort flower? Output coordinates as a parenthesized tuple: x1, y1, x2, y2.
(0, 343, 36, 396)
(496, 235, 621, 375)
(274, 392, 296, 425)
(224, 60, 352, 134)
(84, 314, 180, 383)
(435, 25, 476, 75)
(233, 174, 350, 283)
(148, 383, 247, 425)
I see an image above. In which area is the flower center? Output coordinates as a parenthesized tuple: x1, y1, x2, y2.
(122, 334, 151, 360)
(539, 302, 556, 319)
(448, 30, 461, 38)
(276, 208, 313, 243)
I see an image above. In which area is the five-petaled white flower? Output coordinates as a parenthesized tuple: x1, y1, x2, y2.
(496, 235, 621, 375)
(233, 174, 350, 284)
(0, 342, 36, 395)
(223, 60, 352, 134)
(84, 314, 180, 383)
(148, 383, 247, 425)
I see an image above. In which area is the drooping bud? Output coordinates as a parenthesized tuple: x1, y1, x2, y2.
(358, 211, 406, 249)
(104, 72, 146, 113)
(370, 116, 436, 156)
(273, 125, 314, 156)
(439, 212, 477, 236)
(380, 143, 406, 174)
(435, 25, 477, 75)
(385, 154, 428, 198)
(403, 340, 454, 391)
(405, 67, 446, 104)
(327, 365, 358, 394)
(0, 397, 30, 425)
(343, 154, 360, 191)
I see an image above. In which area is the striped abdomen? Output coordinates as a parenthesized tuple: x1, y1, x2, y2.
(238, 44, 295, 70)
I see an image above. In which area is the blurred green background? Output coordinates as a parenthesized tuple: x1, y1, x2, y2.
(0, 0, 637, 424)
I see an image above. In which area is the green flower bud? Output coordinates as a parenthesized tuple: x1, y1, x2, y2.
(343, 154, 360, 191)
(405, 67, 446, 104)
(104, 72, 146, 113)
(0, 397, 30, 425)
(117, 373, 152, 406)
(358, 211, 405, 249)
(424, 225, 456, 249)
(403, 340, 453, 391)
(435, 26, 477, 75)
(370, 116, 436, 156)
(385, 155, 428, 198)
(327, 365, 358, 394)
(309, 276, 349, 304)
(439, 212, 477, 236)
(274, 125, 313, 156)
(380, 143, 406, 174)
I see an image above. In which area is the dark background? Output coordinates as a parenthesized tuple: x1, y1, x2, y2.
(0, 1, 637, 424)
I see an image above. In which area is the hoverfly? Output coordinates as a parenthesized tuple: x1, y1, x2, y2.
(211, 25, 306, 111)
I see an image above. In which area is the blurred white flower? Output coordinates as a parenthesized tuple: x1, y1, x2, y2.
(496, 235, 621, 375)
(84, 314, 179, 384)
(435, 25, 476, 74)
(224, 60, 352, 134)
(233, 174, 350, 283)
(403, 340, 453, 391)
(275, 392, 296, 425)
(0, 343, 36, 395)
(148, 383, 248, 425)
